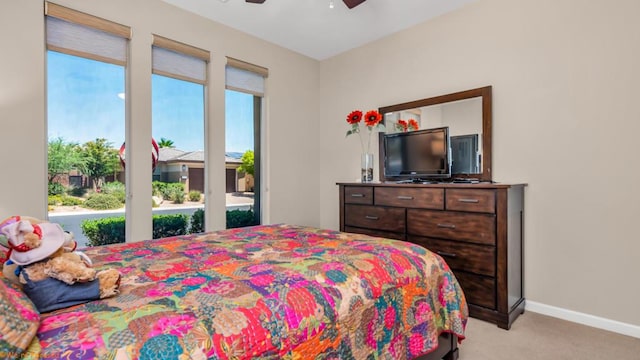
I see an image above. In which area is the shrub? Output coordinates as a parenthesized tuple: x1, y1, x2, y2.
(166, 182, 184, 193)
(189, 209, 204, 234)
(82, 214, 189, 246)
(48, 195, 62, 206)
(48, 182, 65, 196)
(152, 181, 186, 202)
(169, 187, 185, 204)
(48, 195, 83, 206)
(153, 214, 188, 239)
(83, 193, 122, 210)
(81, 216, 125, 246)
(68, 186, 87, 197)
(155, 182, 184, 199)
(101, 181, 126, 203)
(188, 190, 201, 202)
(188, 208, 258, 232)
(227, 209, 259, 229)
(152, 181, 167, 197)
(60, 196, 83, 206)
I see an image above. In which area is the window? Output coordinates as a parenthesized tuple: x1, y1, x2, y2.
(151, 35, 209, 237)
(45, 2, 130, 247)
(225, 58, 267, 228)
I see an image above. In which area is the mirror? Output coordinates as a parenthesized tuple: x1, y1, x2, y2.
(378, 86, 492, 182)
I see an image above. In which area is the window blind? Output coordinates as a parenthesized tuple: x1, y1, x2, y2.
(226, 57, 268, 97)
(152, 35, 209, 85)
(45, 2, 130, 66)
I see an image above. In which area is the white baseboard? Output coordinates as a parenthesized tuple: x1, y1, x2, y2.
(525, 301, 640, 339)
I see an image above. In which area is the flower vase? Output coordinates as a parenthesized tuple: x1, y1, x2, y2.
(361, 153, 374, 182)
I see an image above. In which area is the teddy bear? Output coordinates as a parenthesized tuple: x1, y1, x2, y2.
(1, 216, 79, 286)
(0, 216, 121, 313)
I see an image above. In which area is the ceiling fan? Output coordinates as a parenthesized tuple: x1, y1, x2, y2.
(245, 0, 367, 9)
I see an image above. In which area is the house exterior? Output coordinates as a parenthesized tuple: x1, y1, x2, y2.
(154, 148, 253, 194)
(52, 148, 253, 194)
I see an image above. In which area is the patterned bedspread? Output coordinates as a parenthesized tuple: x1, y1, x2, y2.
(24, 224, 467, 359)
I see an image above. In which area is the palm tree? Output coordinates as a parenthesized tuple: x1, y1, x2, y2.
(158, 138, 175, 148)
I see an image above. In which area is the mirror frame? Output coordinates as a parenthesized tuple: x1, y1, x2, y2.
(378, 85, 493, 182)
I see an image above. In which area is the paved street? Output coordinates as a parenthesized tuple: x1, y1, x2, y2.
(49, 193, 253, 247)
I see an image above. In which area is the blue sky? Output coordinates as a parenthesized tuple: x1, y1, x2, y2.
(47, 51, 254, 153)
(225, 90, 255, 154)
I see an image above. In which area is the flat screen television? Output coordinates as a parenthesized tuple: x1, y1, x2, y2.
(383, 126, 451, 181)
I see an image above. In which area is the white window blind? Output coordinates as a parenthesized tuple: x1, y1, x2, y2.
(226, 57, 268, 97)
(45, 2, 130, 66)
(152, 35, 209, 85)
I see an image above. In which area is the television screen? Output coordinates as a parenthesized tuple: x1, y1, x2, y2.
(451, 134, 479, 174)
(383, 126, 451, 181)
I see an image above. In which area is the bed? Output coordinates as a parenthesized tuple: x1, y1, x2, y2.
(1, 224, 467, 359)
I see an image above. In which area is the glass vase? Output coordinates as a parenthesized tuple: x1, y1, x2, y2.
(361, 153, 374, 182)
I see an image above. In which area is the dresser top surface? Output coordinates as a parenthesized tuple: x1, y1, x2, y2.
(337, 181, 526, 189)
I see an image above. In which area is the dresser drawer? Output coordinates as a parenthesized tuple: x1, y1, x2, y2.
(345, 204, 405, 233)
(375, 187, 444, 209)
(407, 209, 496, 245)
(446, 189, 495, 213)
(344, 226, 406, 241)
(344, 186, 374, 204)
(409, 236, 495, 277)
(454, 271, 496, 310)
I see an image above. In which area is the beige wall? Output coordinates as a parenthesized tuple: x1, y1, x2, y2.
(318, 0, 640, 327)
(0, 0, 321, 239)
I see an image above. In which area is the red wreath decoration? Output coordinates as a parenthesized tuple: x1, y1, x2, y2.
(119, 138, 160, 171)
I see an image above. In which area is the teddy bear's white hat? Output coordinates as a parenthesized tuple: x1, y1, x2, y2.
(2, 220, 66, 265)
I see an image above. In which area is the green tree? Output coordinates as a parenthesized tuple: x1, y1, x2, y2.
(47, 137, 86, 182)
(82, 138, 120, 191)
(157, 137, 175, 148)
(238, 150, 254, 176)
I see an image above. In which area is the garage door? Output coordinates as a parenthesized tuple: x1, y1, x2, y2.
(188, 168, 204, 193)
(226, 169, 237, 193)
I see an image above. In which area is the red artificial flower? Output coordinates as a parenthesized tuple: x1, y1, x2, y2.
(408, 119, 419, 131)
(346, 110, 363, 124)
(345, 108, 385, 154)
(396, 120, 408, 132)
(364, 110, 382, 127)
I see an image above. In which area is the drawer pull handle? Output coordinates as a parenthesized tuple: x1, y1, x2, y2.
(437, 223, 456, 229)
(365, 215, 379, 220)
(458, 198, 480, 203)
(437, 251, 457, 258)
(351, 193, 365, 198)
(397, 195, 414, 200)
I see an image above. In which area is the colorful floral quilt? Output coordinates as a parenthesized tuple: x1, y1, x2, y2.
(23, 224, 467, 359)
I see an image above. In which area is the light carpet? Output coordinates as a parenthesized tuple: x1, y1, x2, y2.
(459, 312, 640, 359)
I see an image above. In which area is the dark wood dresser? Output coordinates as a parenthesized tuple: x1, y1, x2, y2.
(337, 182, 525, 329)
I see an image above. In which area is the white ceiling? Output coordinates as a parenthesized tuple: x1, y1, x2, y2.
(162, 0, 478, 60)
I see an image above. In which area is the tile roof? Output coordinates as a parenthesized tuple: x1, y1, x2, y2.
(157, 148, 186, 162)
(158, 148, 242, 164)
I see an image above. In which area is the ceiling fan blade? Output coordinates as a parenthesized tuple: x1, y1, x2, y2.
(245, 0, 266, 3)
(343, 0, 366, 9)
